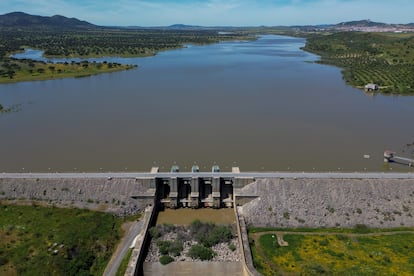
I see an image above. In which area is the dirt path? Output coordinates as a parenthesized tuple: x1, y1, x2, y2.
(103, 220, 144, 276)
(251, 230, 414, 239)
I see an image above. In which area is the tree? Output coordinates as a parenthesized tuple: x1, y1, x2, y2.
(7, 70, 15, 79)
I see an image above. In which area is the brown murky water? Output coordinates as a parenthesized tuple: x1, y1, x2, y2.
(156, 208, 236, 225)
(1, 35, 414, 172)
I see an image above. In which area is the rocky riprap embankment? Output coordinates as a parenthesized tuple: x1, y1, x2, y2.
(239, 178, 414, 228)
(145, 227, 240, 263)
(0, 178, 153, 215)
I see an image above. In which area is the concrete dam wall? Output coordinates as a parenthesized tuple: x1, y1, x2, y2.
(0, 178, 154, 215)
(239, 178, 414, 228)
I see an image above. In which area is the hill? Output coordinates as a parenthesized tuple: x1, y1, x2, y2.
(0, 12, 96, 29)
(336, 19, 388, 27)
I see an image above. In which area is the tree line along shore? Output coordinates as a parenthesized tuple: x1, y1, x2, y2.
(0, 28, 250, 84)
(1, 26, 414, 94)
(303, 31, 414, 94)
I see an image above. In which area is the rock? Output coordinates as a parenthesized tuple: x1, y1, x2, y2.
(0, 178, 153, 216)
(239, 178, 414, 228)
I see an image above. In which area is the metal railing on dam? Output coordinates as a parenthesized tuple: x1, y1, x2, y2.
(2, 171, 414, 179)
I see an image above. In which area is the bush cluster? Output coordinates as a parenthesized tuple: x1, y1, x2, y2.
(159, 255, 174, 265)
(353, 224, 370, 234)
(187, 244, 215, 261)
(150, 220, 235, 264)
(190, 220, 233, 247)
(156, 240, 183, 257)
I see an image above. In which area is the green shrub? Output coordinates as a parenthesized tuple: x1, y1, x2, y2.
(177, 230, 190, 242)
(229, 243, 236, 251)
(308, 264, 326, 274)
(156, 240, 171, 255)
(156, 240, 183, 256)
(149, 226, 162, 239)
(190, 219, 204, 234)
(168, 240, 183, 257)
(383, 255, 392, 264)
(354, 224, 370, 234)
(188, 244, 215, 261)
(190, 220, 233, 247)
(0, 256, 8, 266)
(161, 224, 176, 233)
(159, 255, 174, 265)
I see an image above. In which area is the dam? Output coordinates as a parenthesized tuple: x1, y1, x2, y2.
(2, 168, 414, 212)
(1, 169, 414, 275)
(3, 168, 414, 212)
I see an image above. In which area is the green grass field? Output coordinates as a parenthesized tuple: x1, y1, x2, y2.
(250, 228, 414, 275)
(0, 203, 125, 275)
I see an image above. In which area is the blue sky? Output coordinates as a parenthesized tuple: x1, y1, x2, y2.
(1, 0, 413, 26)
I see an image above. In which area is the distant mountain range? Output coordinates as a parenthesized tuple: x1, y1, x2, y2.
(0, 12, 96, 29)
(0, 12, 413, 31)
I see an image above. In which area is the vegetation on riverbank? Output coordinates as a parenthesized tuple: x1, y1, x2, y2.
(249, 226, 414, 275)
(0, 28, 251, 84)
(0, 203, 125, 275)
(303, 32, 414, 94)
(0, 28, 250, 59)
(0, 103, 16, 113)
(0, 58, 135, 83)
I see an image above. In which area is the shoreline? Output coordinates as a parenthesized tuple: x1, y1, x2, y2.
(0, 59, 137, 84)
(2, 35, 254, 84)
(300, 32, 414, 95)
(0, 65, 137, 84)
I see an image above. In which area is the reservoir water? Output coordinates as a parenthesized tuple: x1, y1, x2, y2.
(1, 35, 414, 172)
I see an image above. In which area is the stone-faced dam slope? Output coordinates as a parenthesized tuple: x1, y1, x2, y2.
(238, 178, 414, 228)
(1, 174, 413, 228)
(0, 177, 154, 215)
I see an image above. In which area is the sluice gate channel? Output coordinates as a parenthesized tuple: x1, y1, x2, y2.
(154, 166, 252, 209)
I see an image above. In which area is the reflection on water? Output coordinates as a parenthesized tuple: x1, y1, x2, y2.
(1, 35, 414, 172)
